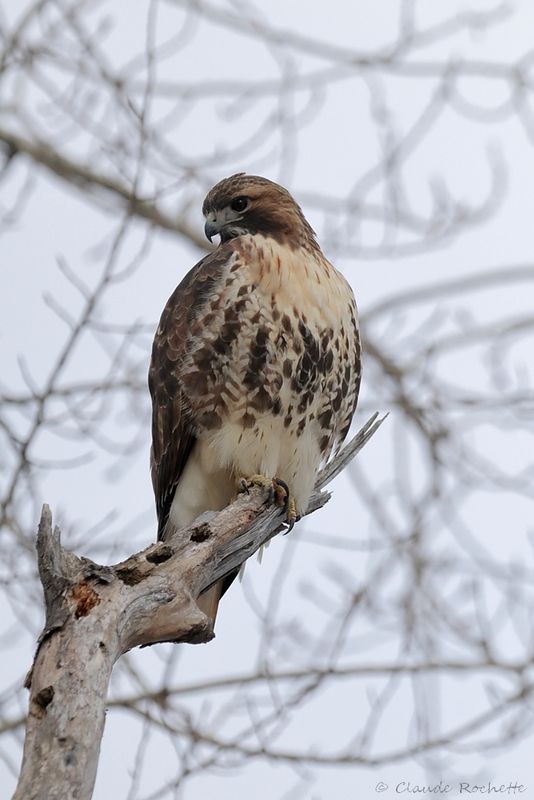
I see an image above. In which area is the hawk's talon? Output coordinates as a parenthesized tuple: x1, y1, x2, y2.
(238, 474, 275, 503)
(238, 477, 251, 495)
(284, 496, 298, 534)
(272, 478, 298, 532)
(272, 477, 290, 510)
(238, 475, 298, 530)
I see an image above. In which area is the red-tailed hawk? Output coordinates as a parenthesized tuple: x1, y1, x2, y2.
(149, 174, 361, 620)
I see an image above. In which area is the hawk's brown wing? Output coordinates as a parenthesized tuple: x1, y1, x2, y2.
(148, 247, 232, 540)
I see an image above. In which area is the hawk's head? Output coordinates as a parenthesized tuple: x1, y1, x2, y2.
(202, 174, 317, 250)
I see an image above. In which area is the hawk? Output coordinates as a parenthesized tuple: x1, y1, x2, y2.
(149, 174, 361, 620)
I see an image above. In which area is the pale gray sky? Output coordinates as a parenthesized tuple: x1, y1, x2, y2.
(1, 1, 534, 797)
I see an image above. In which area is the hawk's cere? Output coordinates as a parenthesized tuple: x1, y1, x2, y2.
(149, 174, 361, 620)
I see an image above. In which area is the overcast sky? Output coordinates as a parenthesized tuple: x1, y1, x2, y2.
(1, 1, 534, 798)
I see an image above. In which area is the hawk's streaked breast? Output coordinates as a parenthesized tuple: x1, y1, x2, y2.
(161, 232, 360, 530)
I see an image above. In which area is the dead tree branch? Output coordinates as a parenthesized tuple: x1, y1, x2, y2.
(13, 414, 384, 800)
(0, 127, 209, 251)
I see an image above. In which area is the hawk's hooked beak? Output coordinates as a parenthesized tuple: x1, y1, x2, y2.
(204, 207, 246, 243)
(204, 217, 219, 243)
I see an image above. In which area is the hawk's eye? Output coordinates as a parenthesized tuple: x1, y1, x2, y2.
(230, 196, 249, 213)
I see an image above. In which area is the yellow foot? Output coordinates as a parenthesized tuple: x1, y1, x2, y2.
(239, 475, 299, 532)
(285, 495, 298, 533)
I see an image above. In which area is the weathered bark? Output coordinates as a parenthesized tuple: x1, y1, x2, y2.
(13, 413, 385, 800)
